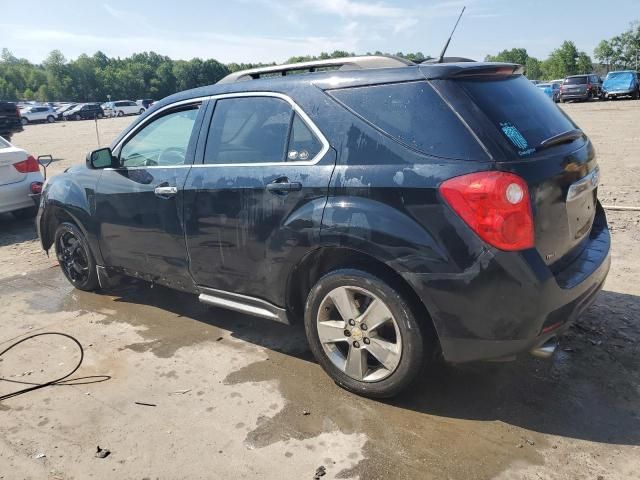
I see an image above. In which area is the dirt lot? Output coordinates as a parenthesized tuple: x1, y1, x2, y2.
(1, 102, 639, 480)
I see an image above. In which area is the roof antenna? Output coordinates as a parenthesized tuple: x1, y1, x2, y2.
(437, 6, 466, 63)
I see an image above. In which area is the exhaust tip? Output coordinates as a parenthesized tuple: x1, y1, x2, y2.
(531, 336, 558, 359)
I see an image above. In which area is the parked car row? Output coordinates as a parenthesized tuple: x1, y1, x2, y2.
(10, 99, 155, 126)
(532, 70, 640, 103)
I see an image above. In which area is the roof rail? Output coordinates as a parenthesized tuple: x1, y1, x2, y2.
(217, 55, 414, 84)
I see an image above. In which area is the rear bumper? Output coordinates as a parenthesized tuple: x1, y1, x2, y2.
(0, 174, 42, 214)
(561, 92, 589, 100)
(406, 208, 611, 363)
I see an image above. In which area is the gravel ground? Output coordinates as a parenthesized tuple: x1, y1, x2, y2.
(0, 102, 639, 480)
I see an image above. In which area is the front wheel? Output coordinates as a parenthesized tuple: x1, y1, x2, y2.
(54, 222, 99, 291)
(304, 269, 429, 398)
(139, 108, 145, 114)
(21, 117, 28, 125)
(117, 111, 124, 117)
(46, 115, 55, 123)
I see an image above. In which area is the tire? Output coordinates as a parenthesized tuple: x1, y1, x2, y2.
(139, 108, 145, 114)
(633, 89, 640, 100)
(304, 268, 430, 398)
(54, 222, 99, 291)
(46, 115, 55, 123)
(117, 110, 124, 117)
(97, 113, 104, 119)
(75, 114, 81, 121)
(21, 117, 28, 125)
(12, 206, 38, 220)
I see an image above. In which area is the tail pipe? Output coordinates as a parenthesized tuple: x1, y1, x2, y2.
(530, 336, 558, 359)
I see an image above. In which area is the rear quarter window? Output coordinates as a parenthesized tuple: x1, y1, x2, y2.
(328, 81, 489, 161)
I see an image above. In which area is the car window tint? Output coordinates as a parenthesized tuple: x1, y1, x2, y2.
(286, 113, 322, 161)
(120, 106, 200, 167)
(329, 81, 489, 161)
(456, 75, 577, 157)
(564, 76, 587, 85)
(204, 97, 291, 164)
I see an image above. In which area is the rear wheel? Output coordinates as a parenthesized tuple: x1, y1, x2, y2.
(117, 110, 124, 117)
(46, 115, 55, 123)
(12, 206, 38, 220)
(21, 117, 28, 125)
(54, 222, 99, 291)
(139, 108, 145, 114)
(304, 269, 429, 398)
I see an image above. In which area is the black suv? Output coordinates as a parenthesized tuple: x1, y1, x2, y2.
(63, 103, 104, 121)
(560, 74, 603, 102)
(37, 56, 610, 398)
(0, 101, 24, 141)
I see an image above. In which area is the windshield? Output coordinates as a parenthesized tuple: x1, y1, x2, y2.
(456, 75, 578, 157)
(564, 76, 588, 85)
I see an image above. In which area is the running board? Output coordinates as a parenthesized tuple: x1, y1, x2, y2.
(198, 287, 289, 325)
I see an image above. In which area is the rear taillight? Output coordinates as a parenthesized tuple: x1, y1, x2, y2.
(15, 106, 21, 118)
(586, 83, 592, 91)
(13, 155, 40, 173)
(30, 181, 43, 194)
(439, 171, 534, 251)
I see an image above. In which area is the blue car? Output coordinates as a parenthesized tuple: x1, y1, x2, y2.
(536, 82, 561, 103)
(602, 70, 640, 100)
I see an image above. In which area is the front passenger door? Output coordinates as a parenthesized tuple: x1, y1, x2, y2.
(95, 101, 206, 290)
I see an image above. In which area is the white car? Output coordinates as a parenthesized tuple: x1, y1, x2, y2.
(0, 136, 44, 219)
(102, 100, 145, 117)
(20, 105, 57, 125)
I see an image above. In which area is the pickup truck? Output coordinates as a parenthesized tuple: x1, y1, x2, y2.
(0, 102, 24, 142)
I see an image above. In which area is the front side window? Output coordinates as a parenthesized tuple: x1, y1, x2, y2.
(119, 105, 200, 167)
(204, 97, 291, 164)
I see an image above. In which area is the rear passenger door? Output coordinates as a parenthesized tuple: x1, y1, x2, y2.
(183, 93, 335, 306)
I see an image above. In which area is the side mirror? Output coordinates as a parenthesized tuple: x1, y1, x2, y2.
(87, 147, 115, 169)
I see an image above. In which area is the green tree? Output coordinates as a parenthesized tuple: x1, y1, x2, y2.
(485, 47, 529, 66)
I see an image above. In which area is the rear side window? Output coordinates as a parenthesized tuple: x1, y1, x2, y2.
(328, 81, 488, 161)
(456, 75, 576, 157)
(205, 97, 290, 164)
(287, 114, 322, 161)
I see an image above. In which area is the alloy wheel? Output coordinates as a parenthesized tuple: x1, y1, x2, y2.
(316, 286, 402, 382)
(56, 231, 90, 285)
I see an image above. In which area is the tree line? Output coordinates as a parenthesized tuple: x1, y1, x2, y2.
(0, 21, 637, 102)
(486, 22, 638, 80)
(0, 48, 428, 103)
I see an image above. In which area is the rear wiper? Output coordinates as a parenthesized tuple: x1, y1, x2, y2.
(536, 128, 584, 151)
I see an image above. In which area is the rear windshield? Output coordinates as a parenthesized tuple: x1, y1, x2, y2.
(564, 76, 588, 85)
(328, 81, 489, 161)
(455, 75, 576, 157)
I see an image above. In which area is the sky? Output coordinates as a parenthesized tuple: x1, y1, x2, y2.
(0, 0, 637, 64)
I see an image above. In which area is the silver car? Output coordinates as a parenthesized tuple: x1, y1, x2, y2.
(0, 136, 44, 219)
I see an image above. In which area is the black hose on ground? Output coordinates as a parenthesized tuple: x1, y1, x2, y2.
(0, 332, 84, 401)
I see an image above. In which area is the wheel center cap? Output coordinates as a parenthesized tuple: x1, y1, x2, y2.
(351, 327, 363, 341)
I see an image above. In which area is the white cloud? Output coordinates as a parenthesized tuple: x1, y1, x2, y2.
(301, 0, 407, 18)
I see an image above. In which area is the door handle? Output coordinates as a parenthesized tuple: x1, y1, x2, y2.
(154, 185, 178, 197)
(266, 180, 302, 193)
